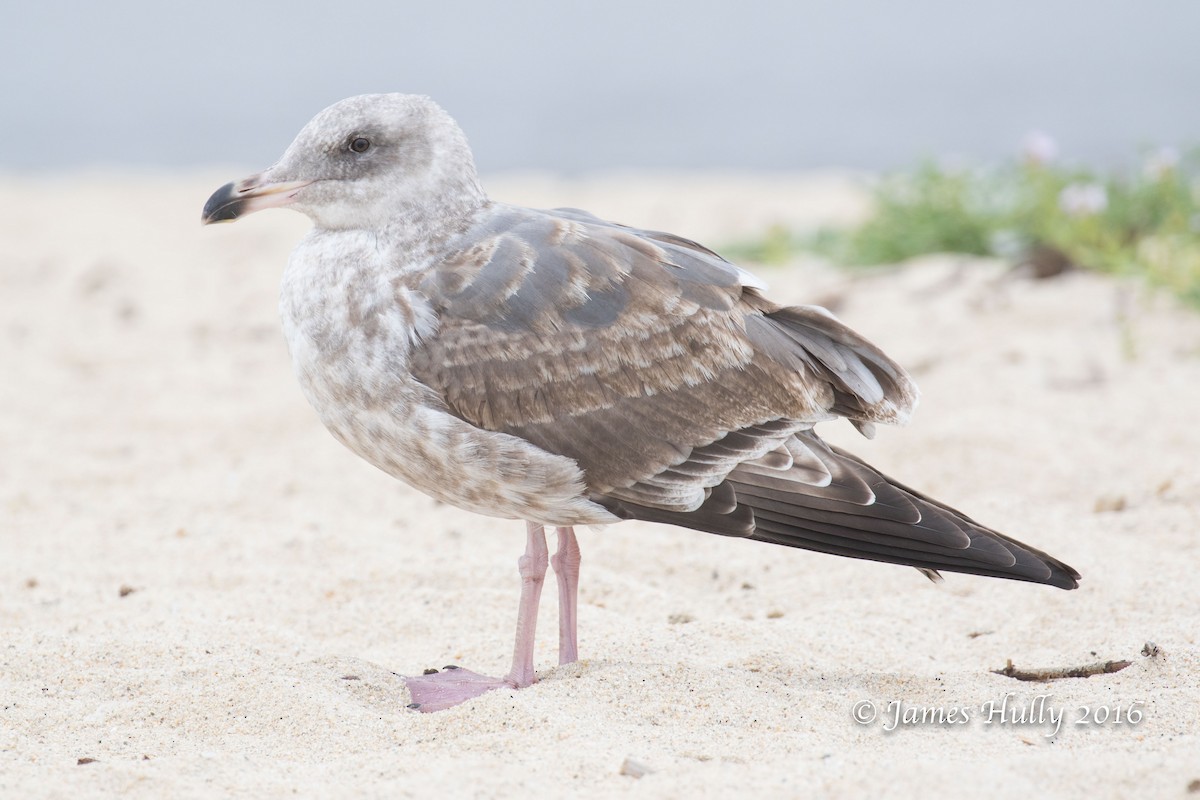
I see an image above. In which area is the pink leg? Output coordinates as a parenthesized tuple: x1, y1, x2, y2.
(551, 526, 581, 665)
(404, 522, 548, 712)
(503, 522, 549, 687)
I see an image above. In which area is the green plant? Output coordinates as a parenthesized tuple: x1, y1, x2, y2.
(734, 143, 1200, 308)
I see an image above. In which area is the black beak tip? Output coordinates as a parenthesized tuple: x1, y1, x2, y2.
(201, 182, 241, 225)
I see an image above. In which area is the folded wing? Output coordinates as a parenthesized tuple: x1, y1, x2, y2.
(408, 205, 1077, 589)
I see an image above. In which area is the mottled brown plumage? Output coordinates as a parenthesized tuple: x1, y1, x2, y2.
(404, 203, 1077, 588)
(202, 93, 1078, 711)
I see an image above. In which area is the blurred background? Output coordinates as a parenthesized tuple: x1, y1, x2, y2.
(2, 0, 1197, 173)
(3, 6, 1200, 797)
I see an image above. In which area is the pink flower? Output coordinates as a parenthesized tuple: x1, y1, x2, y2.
(1143, 146, 1180, 180)
(1022, 130, 1059, 165)
(1058, 183, 1108, 216)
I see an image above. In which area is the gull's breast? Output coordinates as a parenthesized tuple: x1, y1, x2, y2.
(277, 233, 614, 526)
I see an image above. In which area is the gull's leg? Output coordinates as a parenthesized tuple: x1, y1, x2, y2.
(550, 526, 580, 665)
(503, 521, 549, 687)
(404, 521, 548, 712)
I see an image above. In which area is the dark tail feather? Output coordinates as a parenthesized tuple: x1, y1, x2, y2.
(746, 509, 1080, 589)
(597, 439, 1080, 591)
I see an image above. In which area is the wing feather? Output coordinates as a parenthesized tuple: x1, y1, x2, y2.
(406, 204, 1077, 588)
(411, 204, 910, 502)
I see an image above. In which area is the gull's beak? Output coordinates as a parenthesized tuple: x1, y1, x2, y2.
(201, 173, 312, 224)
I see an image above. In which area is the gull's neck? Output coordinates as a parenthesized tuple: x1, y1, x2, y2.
(377, 180, 489, 265)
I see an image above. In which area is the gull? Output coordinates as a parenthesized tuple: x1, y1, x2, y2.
(202, 94, 1079, 712)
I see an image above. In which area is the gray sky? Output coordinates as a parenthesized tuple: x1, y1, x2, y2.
(2, 1, 1196, 172)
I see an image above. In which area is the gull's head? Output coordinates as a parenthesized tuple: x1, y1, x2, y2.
(202, 93, 485, 231)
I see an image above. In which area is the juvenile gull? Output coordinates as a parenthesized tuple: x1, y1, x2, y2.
(202, 94, 1080, 712)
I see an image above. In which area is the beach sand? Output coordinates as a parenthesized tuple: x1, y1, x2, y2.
(1, 172, 1197, 798)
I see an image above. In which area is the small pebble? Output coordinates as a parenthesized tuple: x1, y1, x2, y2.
(423, 668, 439, 675)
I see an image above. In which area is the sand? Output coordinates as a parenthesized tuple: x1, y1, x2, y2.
(1, 171, 1197, 799)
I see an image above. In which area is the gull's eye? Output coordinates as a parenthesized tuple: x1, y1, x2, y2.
(349, 137, 371, 154)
